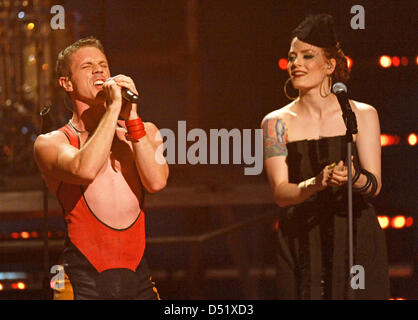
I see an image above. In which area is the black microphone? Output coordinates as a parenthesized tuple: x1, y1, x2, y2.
(332, 82, 358, 134)
(121, 87, 140, 103)
(106, 77, 140, 103)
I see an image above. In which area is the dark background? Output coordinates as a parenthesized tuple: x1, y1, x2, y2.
(0, 0, 416, 300)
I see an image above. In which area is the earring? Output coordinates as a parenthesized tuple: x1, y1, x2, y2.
(320, 75, 332, 98)
(284, 78, 298, 100)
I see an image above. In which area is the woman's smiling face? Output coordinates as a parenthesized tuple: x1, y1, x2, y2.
(287, 37, 334, 92)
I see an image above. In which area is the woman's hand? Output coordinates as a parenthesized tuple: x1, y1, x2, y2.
(326, 157, 356, 187)
(315, 162, 339, 190)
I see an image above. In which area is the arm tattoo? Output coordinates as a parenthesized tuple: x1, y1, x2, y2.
(262, 118, 288, 160)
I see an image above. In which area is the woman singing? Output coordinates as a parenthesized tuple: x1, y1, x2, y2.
(261, 14, 389, 299)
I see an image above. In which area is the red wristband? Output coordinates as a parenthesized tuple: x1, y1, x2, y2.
(125, 124, 145, 132)
(126, 117, 143, 127)
(125, 130, 146, 142)
(125, 118, 146, 142)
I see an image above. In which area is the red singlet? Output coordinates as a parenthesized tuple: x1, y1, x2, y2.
(56, 123, 146, 273)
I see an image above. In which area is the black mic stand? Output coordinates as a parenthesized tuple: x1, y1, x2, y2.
(39, 106, 54, 300)
(332, 84, 358, 300)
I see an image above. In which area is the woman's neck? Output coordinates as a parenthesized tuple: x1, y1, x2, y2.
(297, 87, 338, 119)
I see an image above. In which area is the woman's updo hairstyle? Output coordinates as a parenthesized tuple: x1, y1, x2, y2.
(291, 14, 350, 83)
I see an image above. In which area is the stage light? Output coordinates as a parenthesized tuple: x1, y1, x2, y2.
(407, 133, 417, 146)
(380, 134, 399, 146)
(379, 55, 392, 68)
(11, 282, 26, 290)
(27, 22, 35, 30)
(28, 54, 36, 64)
(3, 145, 10, 156)
(42, 63, 48, 71)
(30, 231, 39, 238)
(391, 216, 406, 229)
(20, 231, 30, 239)
(400, 57, 408, 66)
(377, 216, 390, 229)
(0, 283, 3, 291)
(17, 282, 26, 290)
(10, 232, 19, 239)
(0, 272, 28, 281)
(392, 56, 400, 67)
(405, 217, 414, 227)
(18, 11, 25, 19)
(416, 55, 418, 65)
(22, 0, 29, 6)
(278, 58, 288, 70)
(346, 56, 353, 69)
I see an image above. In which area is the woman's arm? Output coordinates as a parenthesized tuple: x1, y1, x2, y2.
(329, 102, 382, 197)
(262, 116, 329, 207)
(355, 103, 382, 196)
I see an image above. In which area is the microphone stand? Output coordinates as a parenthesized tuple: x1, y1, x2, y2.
(337, 94, 358, 300)
(39, 106, 53, 299)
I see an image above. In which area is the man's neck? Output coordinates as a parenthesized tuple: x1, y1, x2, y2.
(71, 99, 106, 132)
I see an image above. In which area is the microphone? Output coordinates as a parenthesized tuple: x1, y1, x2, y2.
(121, 87, 140, 103)
(106, 77, 140, 103)
(332, 82, 358, 134)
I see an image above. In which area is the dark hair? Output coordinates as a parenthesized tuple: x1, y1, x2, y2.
(322, 43, 350, 83)
(290, 14, 350, 83)
(55, 36, 105, 79)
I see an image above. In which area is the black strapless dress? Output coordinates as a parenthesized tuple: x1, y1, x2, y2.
(275, 135, 390, 299)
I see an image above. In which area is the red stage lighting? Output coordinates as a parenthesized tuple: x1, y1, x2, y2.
(405, 217, 414, 227)
(392, 56, 400, 67)
(10, 232, 19, 239)
(379, 55, 392, 68)
(400, 57, 408, 66)
(345, 56, 353, 69)
(11, 282, 26, 290)
(380, 134, 399, 147)
(30, 231, 39, 238)
(278, 58, 288, 70)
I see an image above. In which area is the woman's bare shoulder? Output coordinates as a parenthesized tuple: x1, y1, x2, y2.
(261, 102, 296, 126)
(350, 100, 378, 114)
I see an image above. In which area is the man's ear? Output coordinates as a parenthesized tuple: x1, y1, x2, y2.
(59, 76, 73, 92)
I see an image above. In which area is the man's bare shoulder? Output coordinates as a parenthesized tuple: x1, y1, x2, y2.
(34, 130, 68, 150)
(261, 102, 296, 127)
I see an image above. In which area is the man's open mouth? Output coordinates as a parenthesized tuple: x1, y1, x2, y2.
(93, 80, 105, 87)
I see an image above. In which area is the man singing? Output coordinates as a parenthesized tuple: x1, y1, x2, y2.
(34, 36, 169, 299)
